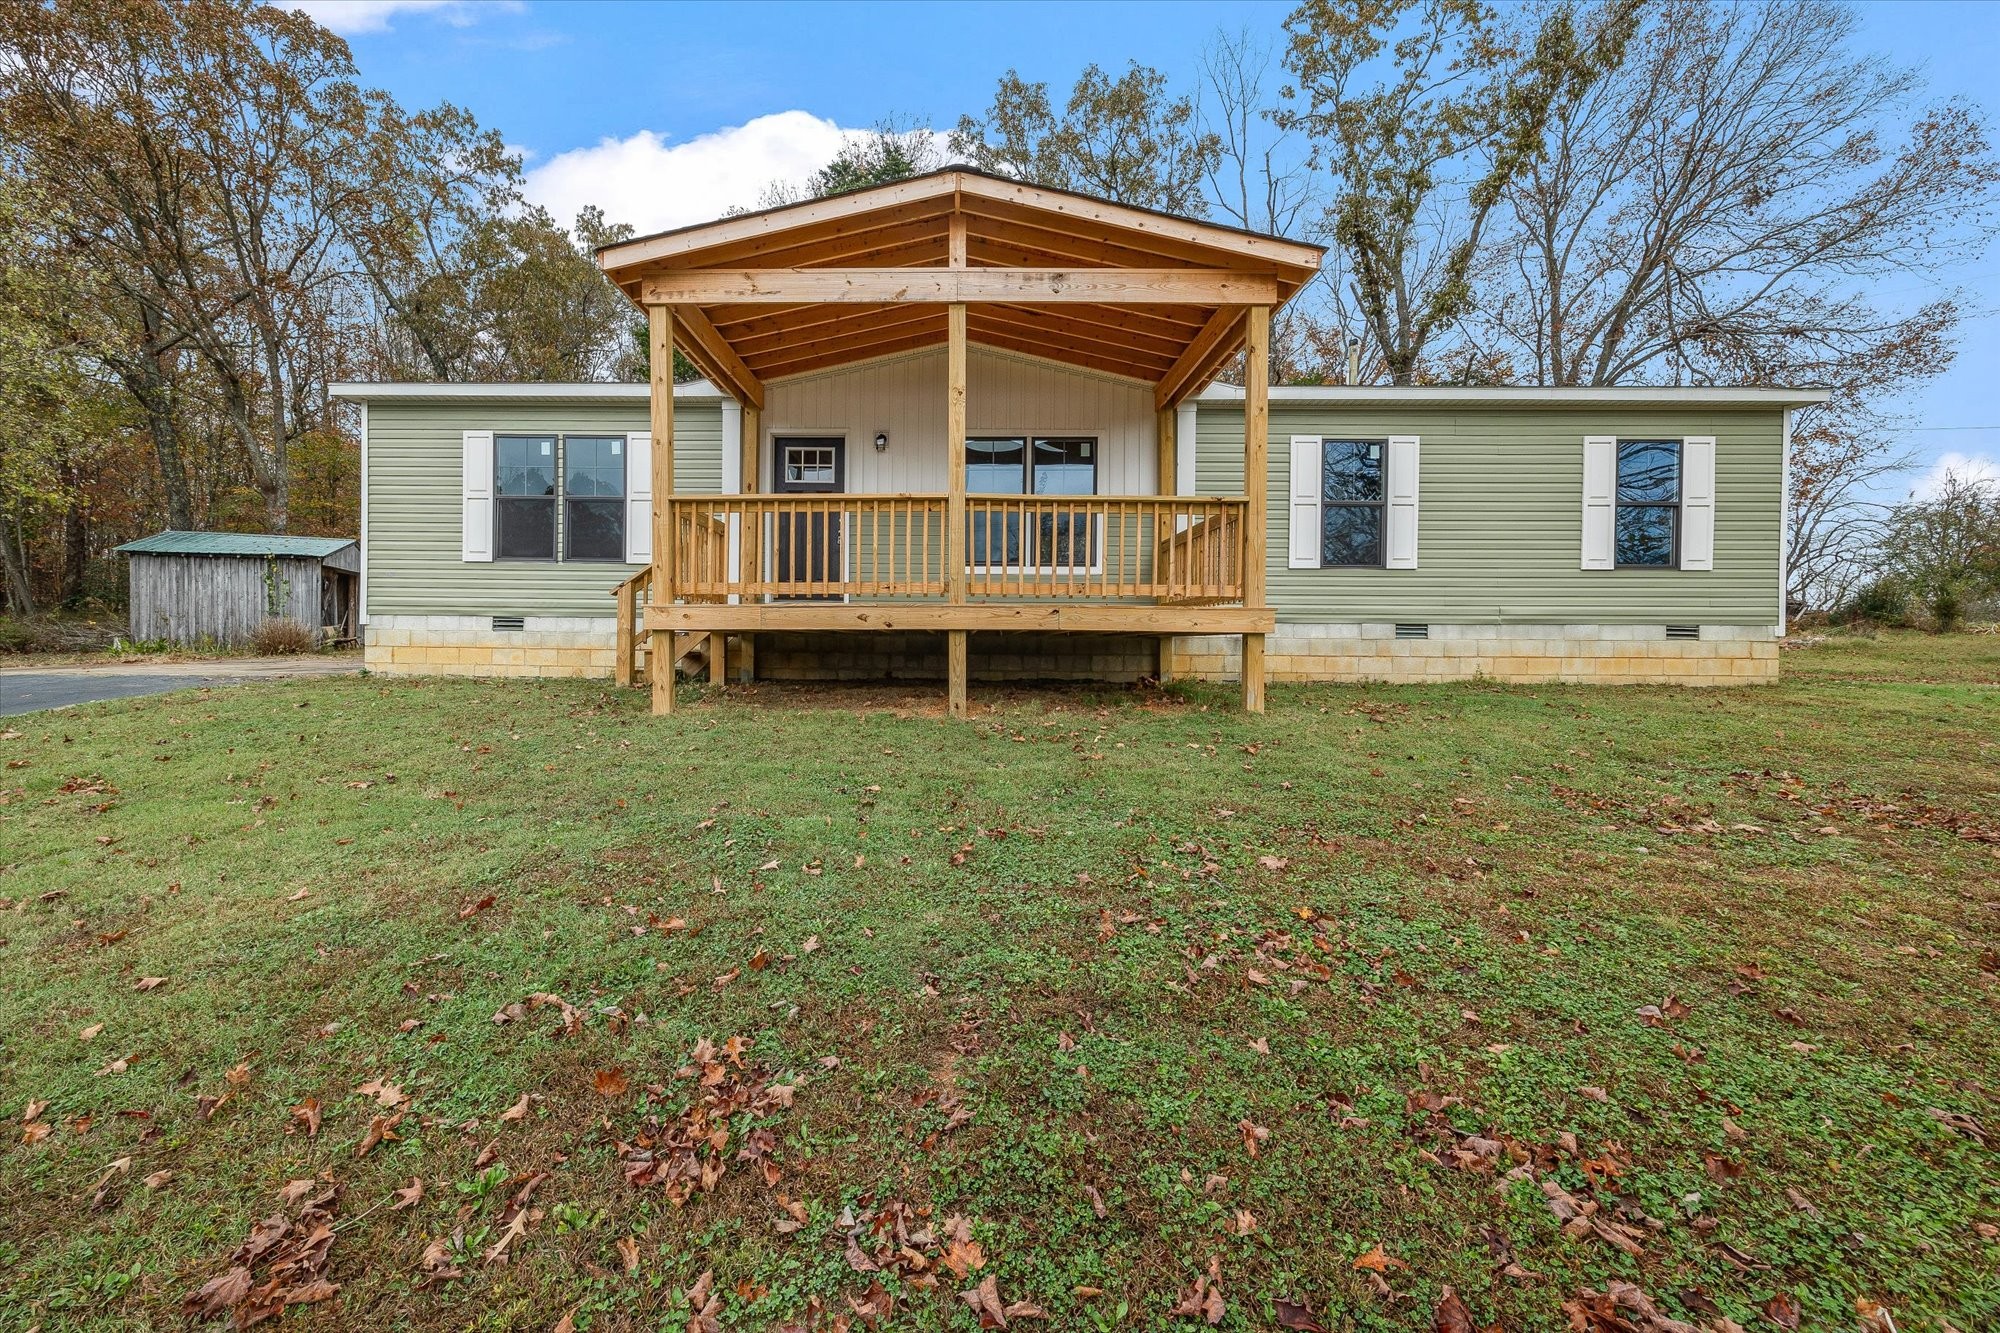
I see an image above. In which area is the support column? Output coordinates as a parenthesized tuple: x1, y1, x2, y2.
(1156, 407, 1176, 498)
(947, 630, 968, 718)
(649, 304, 677, 716)
(738, 402, 759, 684)
(945, 301, 969, 718)
(1241, 305, 1269, 715)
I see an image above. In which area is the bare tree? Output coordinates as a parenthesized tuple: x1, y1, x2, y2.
(1479, 0, 1994, 391)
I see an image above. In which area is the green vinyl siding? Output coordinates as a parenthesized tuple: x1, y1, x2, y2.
(364, 400, 722, 618)
(1196, 403, 1783, 626)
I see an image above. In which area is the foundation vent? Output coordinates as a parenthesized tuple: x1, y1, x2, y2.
(491, 616, 525, 632)
(1665, 624, 1700, 640)
(1394, 623, 1430, 640)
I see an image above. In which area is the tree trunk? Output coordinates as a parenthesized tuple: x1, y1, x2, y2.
(59, 464, 89, 606)
(0, 509, 37, 616)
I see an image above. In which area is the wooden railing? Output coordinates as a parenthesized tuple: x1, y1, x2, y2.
(612, 565, 653, 687)
(668, 495, 949, 601)
(660, 494, 1248, 605)
(966, 496, 1247, 604)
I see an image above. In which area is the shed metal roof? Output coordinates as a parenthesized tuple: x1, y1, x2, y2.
(114, 530, 356, 558)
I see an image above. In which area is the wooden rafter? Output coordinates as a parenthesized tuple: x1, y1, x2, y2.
(600, 167, 1322, 399)
(667, 304, 764, 410)
(1154, 308, 1248, 411)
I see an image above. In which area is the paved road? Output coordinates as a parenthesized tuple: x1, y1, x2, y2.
(0, 657, 360, 716)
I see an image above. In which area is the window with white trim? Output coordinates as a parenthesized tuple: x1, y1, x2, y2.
(1289, 435, 1419, 570)
(1321, 439, 1385, 566)
(491, 433, 627, 563)
(1614, 439, 1680, 568)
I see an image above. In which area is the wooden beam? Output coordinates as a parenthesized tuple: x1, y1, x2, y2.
(740, 403, 759, 494)
(946, 302, 967, 606)
(639, 268, 1280, 306)
(1155, 308, 1248, 410)
(649, 304, 676, 717)
(1241, 304, 1270, 716)
(646, 603, 1277, 634)
(948, 210, 968, 268)
(669, 304, 764, 410)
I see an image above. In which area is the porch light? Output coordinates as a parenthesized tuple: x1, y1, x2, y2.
(874, 431, 888, 453)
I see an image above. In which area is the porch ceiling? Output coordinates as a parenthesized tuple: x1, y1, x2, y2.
(596, 168, 1324, 407)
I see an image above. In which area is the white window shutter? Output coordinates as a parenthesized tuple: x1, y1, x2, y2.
(625, 430, 653, 565)
(1581, 436, 1616, 570)
(1680, 435, 1715, 570)
(1288, 435, 1322, 568)
(1385, 435, 1419, 569)
(461, 430, 493, 563)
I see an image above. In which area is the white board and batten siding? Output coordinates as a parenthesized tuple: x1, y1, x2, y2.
(759, 346, 1161, 494)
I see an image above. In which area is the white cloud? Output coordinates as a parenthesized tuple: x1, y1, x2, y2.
(1911, 449, 2000, 499)
(284, 1, 521, 36)
(521, 112, 859, 236)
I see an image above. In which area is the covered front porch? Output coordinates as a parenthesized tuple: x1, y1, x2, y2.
(594, 168, 1321, 716)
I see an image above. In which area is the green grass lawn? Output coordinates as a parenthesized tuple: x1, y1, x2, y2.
(2, 631, 1996, 1332)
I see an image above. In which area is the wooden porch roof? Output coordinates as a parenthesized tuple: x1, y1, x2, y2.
(596, 168, 1324, 411)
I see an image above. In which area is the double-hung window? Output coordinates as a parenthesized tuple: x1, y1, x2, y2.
(495, 435, 558, 560)
(563, 435, 628, 561)
(1320, 439, 1386, 567)
(1614, 440, 1680, 568)
(490, 433, 627, 562)
(966, 435, 1097, 570)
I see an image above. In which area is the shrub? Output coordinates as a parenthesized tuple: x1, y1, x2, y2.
(1840, 576, 1911, 627)
(250, 618, 316, 655)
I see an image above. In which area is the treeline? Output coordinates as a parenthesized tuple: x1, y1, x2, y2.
(0, 0, 645, 612)
(2, 0, 1996, 618)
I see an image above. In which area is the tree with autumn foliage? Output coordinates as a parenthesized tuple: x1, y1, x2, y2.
(0, 0, 644, 617)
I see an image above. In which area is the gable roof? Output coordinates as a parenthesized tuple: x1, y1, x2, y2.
(115, 530, 357, 559)
(596, 168, 1325, 405)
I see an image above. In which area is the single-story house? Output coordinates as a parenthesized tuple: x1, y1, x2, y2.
(331, 169, 1825, 714)
(114, 530, 360, 648)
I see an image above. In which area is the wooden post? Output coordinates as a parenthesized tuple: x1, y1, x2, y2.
(1241, 305, 1269, 715)
(737, 402, 758, 686)
(615, 578, 635, 688)
(946, 301, 969, 718)
(947, 629, 968, 718)
(649, 304, 677, 716)
(1156, 406, 1176, 499)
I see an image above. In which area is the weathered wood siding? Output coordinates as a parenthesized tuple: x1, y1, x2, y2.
(128, 554, 324, 647)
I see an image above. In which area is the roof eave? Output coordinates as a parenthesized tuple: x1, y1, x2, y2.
(1198, 384, 1832, 408)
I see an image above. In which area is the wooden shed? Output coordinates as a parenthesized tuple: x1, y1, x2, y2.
(114, 531, 360, 648)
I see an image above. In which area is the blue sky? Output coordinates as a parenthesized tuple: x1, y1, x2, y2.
(300, 0, 2000, 494)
